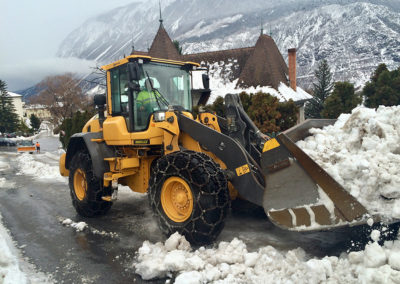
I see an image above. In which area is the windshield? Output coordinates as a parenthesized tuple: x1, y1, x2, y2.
(109, 61, 192, 132)
(140, 62, 192, 110)
(19, 140, 33, 146)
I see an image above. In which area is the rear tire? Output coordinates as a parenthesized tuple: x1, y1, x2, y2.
(69, 150, 112, 217)
(148, 150, 230, 245)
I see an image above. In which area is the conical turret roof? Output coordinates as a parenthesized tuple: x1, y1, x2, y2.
(237, 35, 289, 89)
(148, 23, 182, 61)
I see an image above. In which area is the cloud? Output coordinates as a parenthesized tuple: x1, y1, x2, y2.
(0, 57, 99, 91)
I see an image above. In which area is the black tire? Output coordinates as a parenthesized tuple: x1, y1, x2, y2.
(148, 150, 230, 245)
(69, 150, 112, 217)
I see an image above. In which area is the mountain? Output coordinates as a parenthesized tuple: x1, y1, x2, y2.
(57, 0, 400, 89)
(16, 85, 45, 102)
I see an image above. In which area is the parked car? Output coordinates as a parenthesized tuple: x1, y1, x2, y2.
(5, 133, 17, 138)
(17, 140, 35, 154)
(0, 138, 17, 146)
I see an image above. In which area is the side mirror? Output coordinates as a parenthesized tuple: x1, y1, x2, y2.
(202, 73, 210, 89)
(127, 62, 140, 82)
(94, 94, 106, 126)
(94, 94, 106, 106)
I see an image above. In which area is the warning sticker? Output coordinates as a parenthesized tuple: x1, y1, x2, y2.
(235, 164, 250, 176)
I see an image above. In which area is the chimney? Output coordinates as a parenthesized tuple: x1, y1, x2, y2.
(288, 48, 297, 91)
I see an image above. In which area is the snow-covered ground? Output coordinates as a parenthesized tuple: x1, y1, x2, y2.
(0, 154, 53, 284)
(15, 153, 67, 183)
(0, 155, 25, 282)
(0, 214, 54, 284)
(0, 213, 28, 283)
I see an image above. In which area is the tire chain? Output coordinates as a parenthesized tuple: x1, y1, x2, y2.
(148, 150, 230, 245)
(69, 150, 112, 217)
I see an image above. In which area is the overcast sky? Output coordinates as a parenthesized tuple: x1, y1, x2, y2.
(0, 0, 138, 91)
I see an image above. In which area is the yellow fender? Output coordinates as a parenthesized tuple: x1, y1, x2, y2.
(59, 153, 70, 177)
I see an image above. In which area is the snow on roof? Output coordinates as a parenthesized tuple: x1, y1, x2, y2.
(7, 92, 22, 98)
(196, 61, 312, 104)
(277, 82, 312, 102)
(24, 104, 47, 109)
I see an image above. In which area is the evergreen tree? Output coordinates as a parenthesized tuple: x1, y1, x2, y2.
(59, 110, 94, 149)
(173, 40, 183, 55)
(210, 96, 225, 117)
(371, 63, 388, 83)
(363, 64, 400, 108)
(322, 82, 361, 119)
(191, 96, 225, 118)
(17, 119, 31, 135)
(30, 114, 41, 132)
(277, 99, 298, 131)
(239, 92, 252, 113)
(247, 92, 281, 133)
(0, 79, 19, 133)
(305, 60, 334, 118)
(194, 92, 298, 134)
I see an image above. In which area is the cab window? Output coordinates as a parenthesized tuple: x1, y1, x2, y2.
(110, 67, 129, 115)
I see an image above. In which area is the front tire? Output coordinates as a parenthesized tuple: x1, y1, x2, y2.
(148, 150, 230, 245)
(69, 150, 112, 217)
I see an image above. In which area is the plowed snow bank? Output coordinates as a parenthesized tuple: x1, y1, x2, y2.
(134, 232, 400, 283)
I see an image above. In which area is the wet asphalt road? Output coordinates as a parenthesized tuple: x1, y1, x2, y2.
(0, 140, 359, 283)
(0, 151, 163, 283)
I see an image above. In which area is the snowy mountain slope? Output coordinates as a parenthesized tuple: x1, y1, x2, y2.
(273, 2, 400, 87)
(179, 2, 400, 88)
(57, 0, 400, 88)
(57, 0, 279, 61)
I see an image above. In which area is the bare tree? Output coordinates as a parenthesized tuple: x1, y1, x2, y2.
(31, 73, 88, 125)
(86, 66, 106, 87)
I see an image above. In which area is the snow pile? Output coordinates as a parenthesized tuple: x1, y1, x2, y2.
(297, 106, 400, 219)
(15, 153, 67, 183)
(0, 178, 15, 189)
(60, 218, 118, 238)
(134, 232, 400, 283)
(0, 214, 27, 284)
(0, 159, 10, 172)
(61, 219, 88, 232)
(0, 158, 15, 188)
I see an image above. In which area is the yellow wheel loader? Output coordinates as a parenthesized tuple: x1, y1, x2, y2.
(60, 55, 398, 245)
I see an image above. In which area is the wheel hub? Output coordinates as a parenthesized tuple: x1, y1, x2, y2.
(74, 168, 87, 201)
(161, 177, 193, 222)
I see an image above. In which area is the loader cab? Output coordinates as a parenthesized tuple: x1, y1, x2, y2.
(103, 56, 198, 132)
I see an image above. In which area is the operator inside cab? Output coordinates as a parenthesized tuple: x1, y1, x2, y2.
(136, 78, 164, 125)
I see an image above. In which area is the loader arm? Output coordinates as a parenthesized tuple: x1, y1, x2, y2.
(223, 93, 267, 164)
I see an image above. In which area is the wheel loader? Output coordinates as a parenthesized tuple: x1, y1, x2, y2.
(59, 55, 398, 245)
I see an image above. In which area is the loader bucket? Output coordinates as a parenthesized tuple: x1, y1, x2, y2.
(261, 119, 373, 232)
